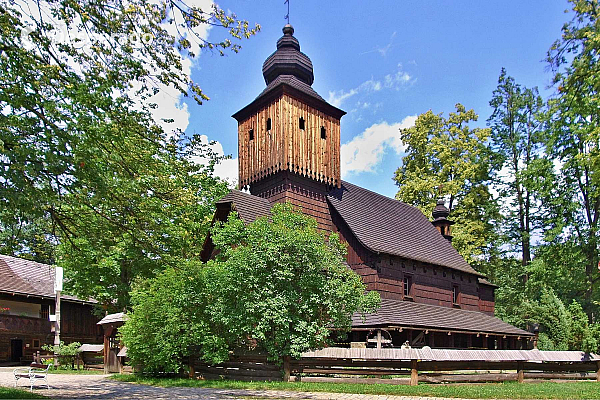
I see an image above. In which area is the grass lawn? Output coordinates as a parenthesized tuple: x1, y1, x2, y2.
(111, 374, 600, 399)
(48, 369, 104, 375)
(0, 386, 47, 399)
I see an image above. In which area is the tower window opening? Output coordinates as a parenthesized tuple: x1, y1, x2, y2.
(320, 126, 326, 139)
(452, 286, 459, 304)
(249, 129, 254, 141)
(299, 117, 305, 130)
(266, 118, 272, 131)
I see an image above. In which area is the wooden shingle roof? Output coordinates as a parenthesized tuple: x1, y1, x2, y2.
(352, 298, 533, 336)
(327, 181, 482, 276)
(0, 254, 94, 303)
(216, 190, 271, 224)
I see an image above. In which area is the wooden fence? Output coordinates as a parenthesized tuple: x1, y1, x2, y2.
(191, 348, 600, 385)
(191, 355, 281, 381)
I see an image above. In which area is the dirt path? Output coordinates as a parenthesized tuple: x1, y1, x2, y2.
(0, 368, 458, 399)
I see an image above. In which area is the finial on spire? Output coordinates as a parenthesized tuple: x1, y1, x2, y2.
(284, 0, 290, 24)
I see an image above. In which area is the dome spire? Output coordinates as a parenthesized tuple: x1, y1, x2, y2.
(262, 25, 315, 86)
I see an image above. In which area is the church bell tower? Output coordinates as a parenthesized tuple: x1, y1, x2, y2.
(232, 25, 346, 230)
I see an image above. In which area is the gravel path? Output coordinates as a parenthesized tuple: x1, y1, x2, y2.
(0, 368, 460, 400)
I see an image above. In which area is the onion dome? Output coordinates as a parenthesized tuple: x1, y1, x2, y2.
(262, 25, 314, 86)
(432, 199, 454, 242)
(432, 199, 450, 220)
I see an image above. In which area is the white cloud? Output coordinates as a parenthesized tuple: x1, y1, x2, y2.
(327, 88, 358, 108)
(341, 115, 417, 177)
(327, 64, 414, 108)
(191, 135, 238, 188)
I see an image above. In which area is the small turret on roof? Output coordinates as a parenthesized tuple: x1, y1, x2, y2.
(431, 199, 455, 242)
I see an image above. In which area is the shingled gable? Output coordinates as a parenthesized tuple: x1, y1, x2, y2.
(216, 190, 271, 224)
(353, 298, 533, 337)
(0, 254, 94, 303)
(327, 181, 483, 277)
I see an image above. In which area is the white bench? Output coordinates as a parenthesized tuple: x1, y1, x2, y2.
(13, 363, 52, 391)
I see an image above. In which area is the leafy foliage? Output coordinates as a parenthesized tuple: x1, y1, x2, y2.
(121, 205, 380, 373)
(208, 204, 380, 361)
(119, 261, 226, 374)
(542, 0, 600, 312)
(394, 104, 500, 262)
(42, 341, 82, 369)
(1, 0, 257, 309)
(487, 68, 546, 266)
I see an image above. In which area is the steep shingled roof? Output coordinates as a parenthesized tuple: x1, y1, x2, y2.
(327, 181, 482, 276)
(352, 298, 533, 336)
(216, 190, 271, 224)
(0, 254, 94, 303)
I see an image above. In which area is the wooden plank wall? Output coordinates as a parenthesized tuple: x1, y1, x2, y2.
(238, 94, 341, 189)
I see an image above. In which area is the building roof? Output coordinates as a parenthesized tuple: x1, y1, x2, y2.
(97, 312, 127, 325)
(302, 347, 597, 362)
(352, 298, 533, 336)
(216, 190, 271, 224)
(328, 181, 482, 276)
(0, 254, 94, 303)
(79, 344, 103, 353)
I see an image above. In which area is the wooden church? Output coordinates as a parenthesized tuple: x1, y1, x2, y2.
(202, 25, 533, 350)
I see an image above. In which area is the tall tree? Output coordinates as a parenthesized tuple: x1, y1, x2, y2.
(544, 0, 600, 313)
(394, 104, 500, 263)
(487, 68, 545, 267)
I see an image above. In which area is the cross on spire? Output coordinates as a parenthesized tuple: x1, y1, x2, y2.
(284, 0, 290, 24)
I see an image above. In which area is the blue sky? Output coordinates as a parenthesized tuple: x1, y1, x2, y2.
(177, 0, 570, 198)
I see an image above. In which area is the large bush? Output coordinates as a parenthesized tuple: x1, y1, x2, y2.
(120, 204, 380, 374)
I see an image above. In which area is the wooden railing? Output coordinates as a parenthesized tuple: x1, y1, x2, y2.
(0, 314, 50, 334)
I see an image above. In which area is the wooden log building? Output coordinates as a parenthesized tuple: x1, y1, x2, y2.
(202, 24, 534, 350)
(0, 254, 102, 363)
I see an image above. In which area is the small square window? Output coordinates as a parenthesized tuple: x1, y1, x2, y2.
(249, 129, 254, 141)
(299, 117, 305, 130)
(320, 126, 327, 139)
(266, 118, 272, 131)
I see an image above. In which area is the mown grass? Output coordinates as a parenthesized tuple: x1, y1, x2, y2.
(48, 368, 104, 375)
(111, 374, 600, 399)
(0, 386, 47, 399)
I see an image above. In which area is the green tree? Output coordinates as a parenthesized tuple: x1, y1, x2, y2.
(544, 0, 600, 313)
(394, 104, 500, 262)
(122, 205, 380, 374)
(487, 68, 546, 267)
(207, 204, 380, 363)
(119, 261, 229, 374)
(1, 1, 258, 308)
